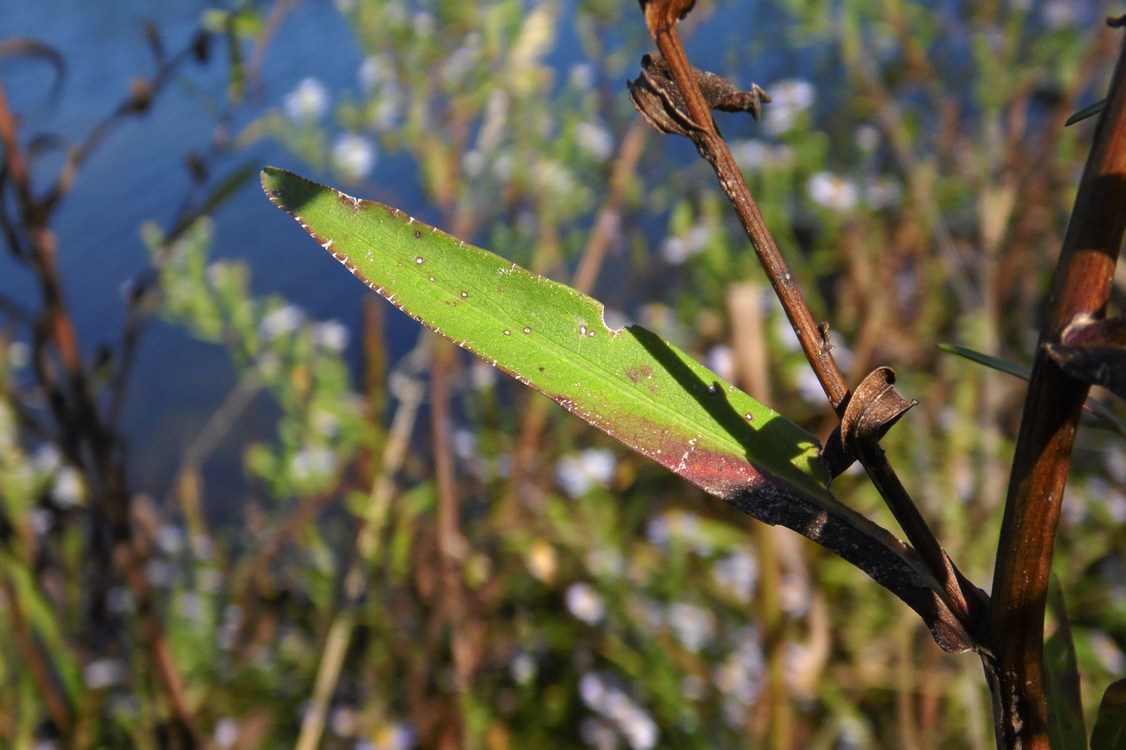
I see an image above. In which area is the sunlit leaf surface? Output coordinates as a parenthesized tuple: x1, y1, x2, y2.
(261, 167, 975, 651)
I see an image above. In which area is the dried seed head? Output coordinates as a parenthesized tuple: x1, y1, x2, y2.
(627, 52, 770, 137)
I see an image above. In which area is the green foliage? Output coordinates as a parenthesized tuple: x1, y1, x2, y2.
(0, 0, 1121, 748)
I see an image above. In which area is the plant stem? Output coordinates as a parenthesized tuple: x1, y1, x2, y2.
(983, 27, 1126, 750)
(646, 18, 850, 414)
(639, 8, 984, 641)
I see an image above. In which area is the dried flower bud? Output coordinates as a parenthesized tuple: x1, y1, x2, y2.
(628, 52, 771, 137)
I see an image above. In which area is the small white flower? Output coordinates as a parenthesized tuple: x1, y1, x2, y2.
(462, 149, 487, 179)
(617, 705, 658, 750)
(52, 466, 85, 507)
(569, 63, 596, 91)
(661, 222, 711, 264)
(576, 121, 614, 162)
(5, 340, 30, 369)
(471, 360, 498, 391)
(535, 159, 579, 199)
(32, 443, 63, 473)
(580, 672, 609, 708)
(283, 77, 329, 121)
(556, 448, 617, 498)
(310, 410, 341, 439)
(292, 446, 336, 483)
(440, 33, 482, 87)
(580, 673, 658, 749)
(213, 718, 239, 749)
(1090, 631, 1126, 673)
(807, 172, 860, 213)
(795, 369, 826, 406)
(586, 548, 624, 579)
(714, 637, 765, 701)
(329, 705, 358, 737)
(452, 429, 477, 460)
(179, 592, 205, 622)
(729, 139, 796, 171)
(157, 524, 186, 555)
(492, 153, 515, 181)
(764, 79, 815, 135)
(359, 55, 392, 93)
(667, 602, 716, 653)
(1106, 445, 1126, 484)
(84, 658, 126, 690)
(259, 304, 304, 340)
(646, 511, 714, 554)
(731, 139, 769, 169)
(313, 320, 350, 351)
(332, 133, 377, 182)
(778, 571, 812, 616)
(411, 11, 435, 37)
(705, 345, 736, 383)
(711, 551, 758, 603)
(566, 582, 606, 624)
(510, 651, 537, 685)
(217, 605, 242, 651)
(1042, 0, 1077, 28)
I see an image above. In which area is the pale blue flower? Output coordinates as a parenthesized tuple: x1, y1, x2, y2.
(83, 658, 125, 690)
(807, 171, 860, 213)
(314, 320, 350, 351)
(566, 582, 606, 624)
(556, 448, 616, 497)
(332, 133, 377, 181)
(668, 602, 716, 653)
(283, 77, 329, 121)
(576, 121, 614, 162)
(259, 304, 304, 340)
(712, 551, 758, 603)
(764, 79, 815, 135)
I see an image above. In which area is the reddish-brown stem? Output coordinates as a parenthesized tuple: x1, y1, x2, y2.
(647, 20, 851, 414)
(983, 31, 1126, 750)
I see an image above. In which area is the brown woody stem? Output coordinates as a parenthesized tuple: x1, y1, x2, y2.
(983, 28, 1126, 750)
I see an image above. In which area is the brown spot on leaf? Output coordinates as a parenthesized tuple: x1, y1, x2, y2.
(626, 365, 654, 383)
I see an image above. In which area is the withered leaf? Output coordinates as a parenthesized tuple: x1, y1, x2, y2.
(628, 51, 771, 137)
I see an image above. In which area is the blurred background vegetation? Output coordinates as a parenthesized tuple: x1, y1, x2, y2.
(1, 0, 1124, 748)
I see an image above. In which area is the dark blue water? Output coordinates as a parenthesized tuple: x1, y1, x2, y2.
(2, 1, 372, 491)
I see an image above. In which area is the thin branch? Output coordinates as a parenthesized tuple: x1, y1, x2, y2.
(633, 2, 986, 644)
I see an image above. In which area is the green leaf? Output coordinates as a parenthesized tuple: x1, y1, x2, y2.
(1091, 679, 1126, 750)
(260, 167, 976, 652)
(937, 343, 1030, 380)
(1066, 98, 1105, 127)
(1045, 577, 1086, 750)
(939, 342, 1126, 437)
(262, 167, 827, 500)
